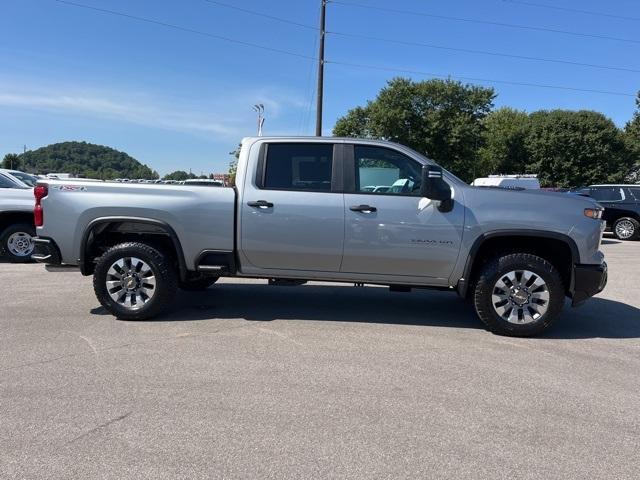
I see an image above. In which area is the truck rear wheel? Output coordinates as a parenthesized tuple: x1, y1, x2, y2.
(473, 253, 564, 337)
(93, 242, 177, 320)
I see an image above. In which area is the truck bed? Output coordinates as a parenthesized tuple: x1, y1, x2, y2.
(38, 181, 236, 269)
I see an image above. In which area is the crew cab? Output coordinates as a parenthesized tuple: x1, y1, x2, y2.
(0, 170, 36, 262)
(32, 137, 608, 337)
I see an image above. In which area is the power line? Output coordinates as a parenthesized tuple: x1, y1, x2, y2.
(202, 0, 317, 30)
(502, 0, 640, 22)
(51, 0, 316, 61)
(329, 31, 640, 74)
(326, 60, 635, 97)
(199, 0, 640, 75)
(329, 0, 640, 45)
(46, 0, 636, 99)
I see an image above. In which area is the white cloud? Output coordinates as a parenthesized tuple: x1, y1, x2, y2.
(0, 83, 309, 139)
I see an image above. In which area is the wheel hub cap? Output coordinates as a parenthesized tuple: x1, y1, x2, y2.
(106, 257, 156, 310)
(511, 288, 530, 306)
(492, 270, 550, 324)
(7, 232, 34, 256)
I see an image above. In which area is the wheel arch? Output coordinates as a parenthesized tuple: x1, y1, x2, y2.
(609, 210, 640, 224)
(458, 230, 579, 298)
(0, 211, 34, 233)
(79, 216, 187, 280)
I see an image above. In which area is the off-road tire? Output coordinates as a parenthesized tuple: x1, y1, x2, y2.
(179, 277, 218, 291)
(613, 217, 640, 241)
(0, 223, 36, 263)
(473, 253, 565, 337)
(93, 242, 177, 320)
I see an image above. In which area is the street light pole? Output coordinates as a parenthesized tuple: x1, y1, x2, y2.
(253, 104, 265, 136)
(315, 0, 326, 137)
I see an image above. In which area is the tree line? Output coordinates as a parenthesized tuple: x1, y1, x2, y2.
(0, 141, 215, 182)
(2, 141, 159, 180)
(333, 78, 640, 187)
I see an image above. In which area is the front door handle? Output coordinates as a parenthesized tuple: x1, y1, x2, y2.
(349, 204, 377, 213)
(247, 200, 274, 208)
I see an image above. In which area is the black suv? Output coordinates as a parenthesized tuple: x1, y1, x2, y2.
(576, 185, 640, 240)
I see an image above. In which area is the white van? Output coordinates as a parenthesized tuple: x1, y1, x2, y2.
(472, 175, 540, 190)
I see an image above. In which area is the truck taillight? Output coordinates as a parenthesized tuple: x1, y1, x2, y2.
(34, 185, 48, 227)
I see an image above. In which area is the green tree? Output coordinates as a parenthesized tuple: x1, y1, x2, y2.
(228, 143, 241, 187)
(478, 108, 530, 176)
(624, 92, 640, 182)
(17, 141, 157, 179)
(333, 77, 496, 182)
(526, 110, 633, 188)
(2, 153, 21, 170)
(163, 170, 190, 181)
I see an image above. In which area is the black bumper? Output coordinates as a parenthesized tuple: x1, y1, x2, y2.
(571, 262, 607, 306)
(31, 237, 62, 265)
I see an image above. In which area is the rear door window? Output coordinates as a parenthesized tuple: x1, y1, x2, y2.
(263, 143, 333, 192)
(590, 187, 624, 202)
(624, 187, 640, 201)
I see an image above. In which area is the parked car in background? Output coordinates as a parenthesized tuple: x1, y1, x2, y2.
(0, 169, 39, 187)
(472, 175, 540, 190)
(575, 185, 640, 240)
(184, 179, 224, 187)
(0, 171, 35, 262)
(361, 185, 390, 193)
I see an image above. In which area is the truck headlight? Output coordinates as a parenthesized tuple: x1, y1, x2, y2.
(584, 208, 603, 219)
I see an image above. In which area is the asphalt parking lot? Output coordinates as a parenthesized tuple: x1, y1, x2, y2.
(1, 237, 639, 479)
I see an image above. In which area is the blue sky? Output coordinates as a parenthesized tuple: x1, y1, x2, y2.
(1, 0, 639, 175)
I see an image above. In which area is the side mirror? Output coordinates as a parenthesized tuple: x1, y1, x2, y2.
(421, 165, 452, 202)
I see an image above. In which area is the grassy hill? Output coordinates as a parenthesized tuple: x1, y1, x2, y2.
(18, 141, 158, 179)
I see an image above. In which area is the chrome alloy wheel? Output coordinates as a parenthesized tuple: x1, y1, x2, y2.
(491, 270, 550, 324)
(615, 219, 635, 240)
(7, 232, 34, 257)
(106, 257, 156, 310)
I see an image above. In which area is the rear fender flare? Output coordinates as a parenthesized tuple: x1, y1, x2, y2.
(79, 216, 187, 280)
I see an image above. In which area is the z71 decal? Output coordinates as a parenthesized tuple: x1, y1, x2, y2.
(52, 185, 87, 192)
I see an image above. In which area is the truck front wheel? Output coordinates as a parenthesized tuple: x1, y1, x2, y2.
(93, 242, 177, 320)
(473, 253, 564, 337)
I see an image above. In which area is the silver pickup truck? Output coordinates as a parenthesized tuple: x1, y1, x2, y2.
(33, 137, 607, 337)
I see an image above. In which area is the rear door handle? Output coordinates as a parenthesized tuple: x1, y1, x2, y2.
(247, 200, 274, 208)
(349, 204, 377, 213)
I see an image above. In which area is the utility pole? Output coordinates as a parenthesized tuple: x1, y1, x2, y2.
(315, 0, 326, 137)
(253, 104, 265, 136)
